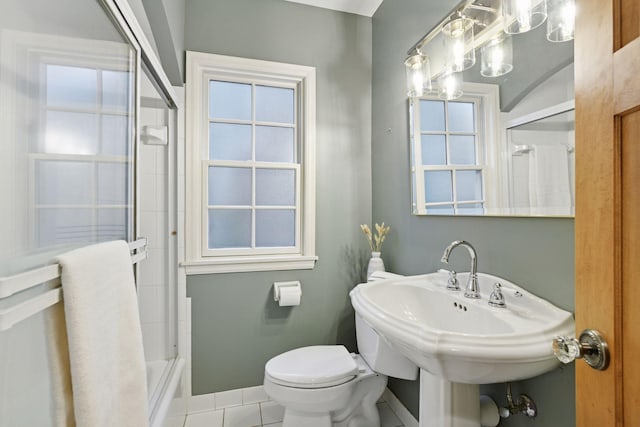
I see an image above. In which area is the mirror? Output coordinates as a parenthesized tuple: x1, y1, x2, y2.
(506, 102, 575, 216)
(409, 10, 574, 217)
(409, 84, 575, 217)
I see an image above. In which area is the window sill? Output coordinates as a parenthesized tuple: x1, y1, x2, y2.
(181, 255, 318, 275)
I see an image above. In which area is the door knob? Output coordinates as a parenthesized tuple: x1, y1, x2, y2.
(552, 329, 609, 371)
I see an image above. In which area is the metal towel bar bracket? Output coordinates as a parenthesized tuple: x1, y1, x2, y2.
(0, 238, 147, 332)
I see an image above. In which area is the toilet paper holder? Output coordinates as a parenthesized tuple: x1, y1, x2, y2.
(273, 281, 302, 304)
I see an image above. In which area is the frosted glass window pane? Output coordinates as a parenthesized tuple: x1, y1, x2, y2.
(448, 102, 475, 132)
(256, 210, 295, 247)
(45, 111, 98, 155)
(424, 170, 452, 203)
(449, 135, 476, 165)
(37, 161, 92, 205)
(420, 100, 445, 131)
(256, 169, 295, 206)
(102, 70, 131, 112)
(256, 126, 295, 163)
(209, 81, 251, 121)
(46, 65, 97, 109)
(97, 208, 128, 241)
(427, 205, 454, 215)
(97, 162, 128, 205)
(208, 167, 251, 205)
(456, 170, 483, 201)
(457, 203, 484, 215)
(101, 115, 131, 156)
(209, 123, 252, 161)
(421, 134, 446, 165)
(38, 208, 93, 246)
(255, 86, 294, 124)
(208, 209, 251, 248)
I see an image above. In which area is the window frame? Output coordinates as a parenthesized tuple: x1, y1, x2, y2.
(184, 52, 317, 274)
(410, 82, 501, 215)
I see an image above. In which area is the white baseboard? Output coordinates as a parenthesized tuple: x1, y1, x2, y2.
(188, 384, 419, 427)
(383, 388, 419, 427)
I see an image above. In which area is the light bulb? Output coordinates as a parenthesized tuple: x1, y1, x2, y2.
(404, 53, 432, 97)
(516, 0, 533, 32)
(481, 35, 513, 77)
(442, 15, 476, 72)
(547, 0, 575, 42)
(438, 71, 463, 100)
(503, 0, 548, 34)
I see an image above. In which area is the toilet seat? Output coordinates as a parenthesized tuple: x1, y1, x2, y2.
(265, 345, 359, 389)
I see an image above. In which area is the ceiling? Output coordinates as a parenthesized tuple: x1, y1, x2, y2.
(283, 0, 384, 17)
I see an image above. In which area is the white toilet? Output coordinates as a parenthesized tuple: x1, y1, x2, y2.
(263, 314, 418, 427)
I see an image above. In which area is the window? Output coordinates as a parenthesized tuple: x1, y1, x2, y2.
(0, 30, 137, 260)
(410, 83, 500, 215)
(185, 52, 317, 274)
(34, 61, 134, 247)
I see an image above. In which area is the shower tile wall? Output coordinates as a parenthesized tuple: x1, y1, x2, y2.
(138, 104, 171, 362)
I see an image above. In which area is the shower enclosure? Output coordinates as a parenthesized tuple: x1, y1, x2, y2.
(0, 0, 184, 425)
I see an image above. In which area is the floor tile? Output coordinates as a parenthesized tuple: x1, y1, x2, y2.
(224, 404, 262, 427)
(378, 401, 404, 427)
(260, 401, 285, 425)
(263, 423, 282, 427)
(184, 410, 223, 427)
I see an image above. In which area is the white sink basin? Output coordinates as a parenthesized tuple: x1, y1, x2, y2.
(350, 270, 574, 384)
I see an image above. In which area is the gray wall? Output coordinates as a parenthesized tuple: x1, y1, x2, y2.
(372, 1, 575, 426)
(463, 24, 574, 111)
(142, 0, 185, 85)
(185, 0, 372, 395)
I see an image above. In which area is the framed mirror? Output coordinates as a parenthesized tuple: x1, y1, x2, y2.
(407, 0, 574, 218)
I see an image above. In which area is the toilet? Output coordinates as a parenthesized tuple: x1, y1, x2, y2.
(263, 314, 418, 427)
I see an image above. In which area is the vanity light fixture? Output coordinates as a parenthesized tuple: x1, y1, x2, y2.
(404, 53, 432, 97)
(480, 34, 513, 77)
(546, 0, 575, 42)
(502, 0, 547, 34)
(405, 0, 576, 100)
(441, 12, 476, 72)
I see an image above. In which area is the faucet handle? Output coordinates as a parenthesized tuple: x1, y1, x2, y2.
(488, 282, 506, 307)
(447, 270, 460, 290)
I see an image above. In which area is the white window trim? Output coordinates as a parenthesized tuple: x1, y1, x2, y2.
(184, 51, 317, 274)
(410, 82, 503, 215)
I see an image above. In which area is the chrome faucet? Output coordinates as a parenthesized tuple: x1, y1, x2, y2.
(440, 240, 480, 299)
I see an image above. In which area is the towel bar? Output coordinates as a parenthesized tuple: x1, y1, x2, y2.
(512, 144, 574, 156)
(0, 238, 147, 331)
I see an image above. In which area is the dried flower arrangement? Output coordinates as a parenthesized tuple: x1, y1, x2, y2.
(360, 222, 391, 253)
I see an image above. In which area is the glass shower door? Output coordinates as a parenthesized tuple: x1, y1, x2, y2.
(137, 64, 180, 415)
(0, 1, 138, 425)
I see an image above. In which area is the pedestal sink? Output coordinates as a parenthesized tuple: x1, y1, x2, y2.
(349, 270, 574, 427)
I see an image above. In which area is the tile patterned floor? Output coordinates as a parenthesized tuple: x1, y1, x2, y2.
(184, 396, 405, 427)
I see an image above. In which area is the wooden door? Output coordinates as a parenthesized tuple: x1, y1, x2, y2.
(575, 0, 640, 424)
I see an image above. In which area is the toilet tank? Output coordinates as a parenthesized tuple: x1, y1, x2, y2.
(355, 313, 418, 380)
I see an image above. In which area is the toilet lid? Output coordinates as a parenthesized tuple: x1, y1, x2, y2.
(265, 345, 359, 388)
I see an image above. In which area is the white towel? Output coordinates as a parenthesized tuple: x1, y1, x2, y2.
(49, 241, 149, 427)
(528, 144, 571, 210)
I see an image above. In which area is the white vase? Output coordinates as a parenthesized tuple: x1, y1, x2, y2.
(367, 251, 386, 280)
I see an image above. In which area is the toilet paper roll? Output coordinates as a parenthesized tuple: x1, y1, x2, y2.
(278, 286, 301, 306)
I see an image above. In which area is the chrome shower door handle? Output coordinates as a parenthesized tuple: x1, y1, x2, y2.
(552, 329, 609, 371)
